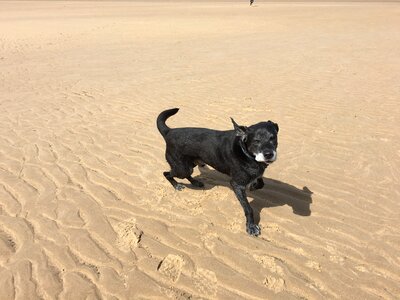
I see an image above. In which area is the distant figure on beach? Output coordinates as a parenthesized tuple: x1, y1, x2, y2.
(250, 0, 254, 5)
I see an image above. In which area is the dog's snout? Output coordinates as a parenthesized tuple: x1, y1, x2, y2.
(264, 151, 274, 160)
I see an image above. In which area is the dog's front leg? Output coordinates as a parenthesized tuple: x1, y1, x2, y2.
(230, 180, 261, 236)
(249, 177, 264, 191)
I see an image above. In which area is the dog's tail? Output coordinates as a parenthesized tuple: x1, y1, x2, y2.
(157, 108, 179, 138)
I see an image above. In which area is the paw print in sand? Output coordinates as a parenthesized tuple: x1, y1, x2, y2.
(158, 254, 184, 282)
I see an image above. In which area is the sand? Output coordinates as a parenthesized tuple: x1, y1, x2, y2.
(1, 1, 400, 299)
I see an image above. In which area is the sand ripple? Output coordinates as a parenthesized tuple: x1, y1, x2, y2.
(1, 1, 400, 299)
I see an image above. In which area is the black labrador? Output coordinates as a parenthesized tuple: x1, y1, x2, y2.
(157, 108, 279, 236)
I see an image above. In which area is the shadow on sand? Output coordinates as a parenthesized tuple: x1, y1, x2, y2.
(186, 166, 313, 225)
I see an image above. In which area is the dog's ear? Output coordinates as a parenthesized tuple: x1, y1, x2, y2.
(231, 118, 248, 138)
(273, 122, 279, 133)
(269, 121, 279, 133)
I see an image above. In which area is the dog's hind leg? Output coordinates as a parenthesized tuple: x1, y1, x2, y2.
(165, 153, 202, 190)
(163, 171, 185, 191)
(164, 151, 191, 191)
(231, 180, 260, 236)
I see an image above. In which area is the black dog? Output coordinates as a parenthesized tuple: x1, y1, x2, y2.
(157, 108, 279, 236)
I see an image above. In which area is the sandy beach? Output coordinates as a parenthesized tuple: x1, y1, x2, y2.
(1, 1, 400, 299)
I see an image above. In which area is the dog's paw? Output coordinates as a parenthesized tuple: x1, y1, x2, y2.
(175, 184, 185, 191)
(246, 223, 261, 236)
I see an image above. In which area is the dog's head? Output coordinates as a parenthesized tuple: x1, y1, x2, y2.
(231, 118, 279, 164)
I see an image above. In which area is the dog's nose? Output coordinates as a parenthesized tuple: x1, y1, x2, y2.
(264, 151, 274, 160)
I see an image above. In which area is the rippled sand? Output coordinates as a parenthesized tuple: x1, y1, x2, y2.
(1, 1, 399, 299)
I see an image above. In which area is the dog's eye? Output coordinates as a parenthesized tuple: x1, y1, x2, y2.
(253, 139, 261, 143)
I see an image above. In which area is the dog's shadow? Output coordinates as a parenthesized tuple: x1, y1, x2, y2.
(191, 166, 313, 224)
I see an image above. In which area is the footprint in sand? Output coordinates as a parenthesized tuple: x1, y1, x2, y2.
(115, 218, 143, 251)
(161, 286, 192, 300)
(253, 254, 284, 276)
(201, 232, 220, 251)
(193, 268, 218, 297)
(305, 260, 322, 272)
(158, 254, 184, 282)
(263, 275, 285, 293)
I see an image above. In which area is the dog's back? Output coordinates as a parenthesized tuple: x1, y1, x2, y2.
(157, 109, 235, 175)
(167, 126, 232, 153)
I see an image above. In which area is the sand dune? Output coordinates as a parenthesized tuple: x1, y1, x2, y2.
(1, 1, 400, 299)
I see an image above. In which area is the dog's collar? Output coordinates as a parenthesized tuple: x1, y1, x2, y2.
(238, 138, 255, 160)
